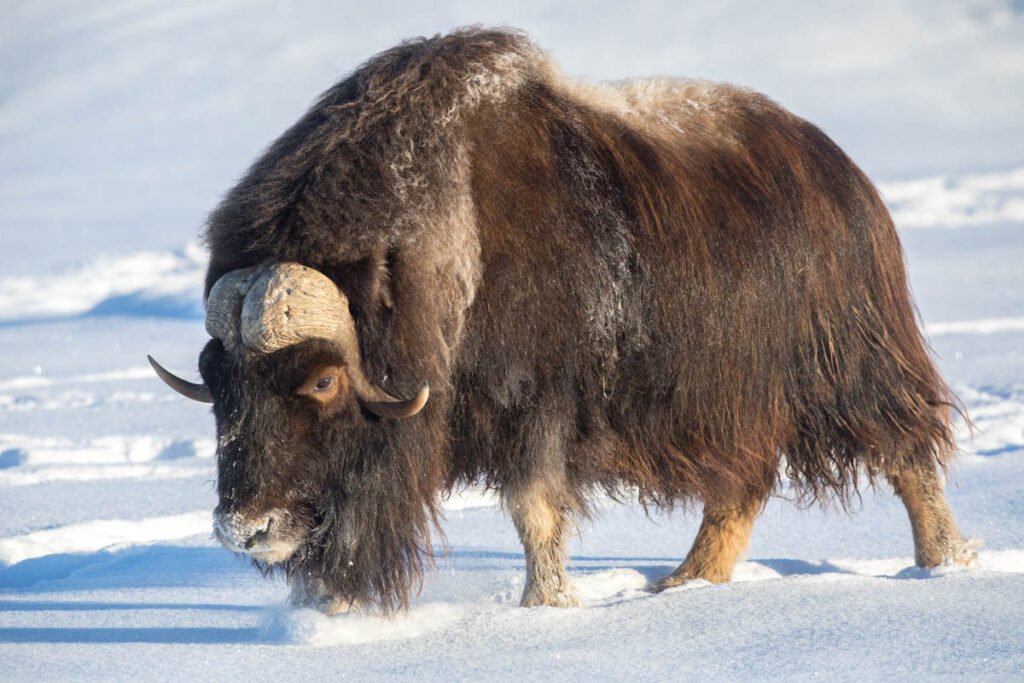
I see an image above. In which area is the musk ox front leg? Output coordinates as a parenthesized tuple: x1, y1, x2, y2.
(654, 495, 763, 591)
(886, 460, 978, 567)
(505, 480, 581, 608)
(288, 572, 360, 616)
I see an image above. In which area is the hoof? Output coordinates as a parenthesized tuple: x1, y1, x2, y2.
(520, 582, 581, 608)
(917, 536, 983, 569)
(288, 575, 364, 615)
(653, 566, 729, 592)
(652, 573, 693, 593)
(947, 537, 983, 567)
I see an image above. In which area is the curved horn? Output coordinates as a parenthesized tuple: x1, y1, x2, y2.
(147, 355, 213, 403)
(359, 383, 430, 419)
(205, 265, 267, 350)
(239, 264, 352, 354)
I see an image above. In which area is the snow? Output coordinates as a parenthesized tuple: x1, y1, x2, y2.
(926, 317, 1024, 336)
(0, 513, 212, 566)
(0, 243, 207, 323)
(2, 1, 1023, 680)
(881, 167, 1024, 229)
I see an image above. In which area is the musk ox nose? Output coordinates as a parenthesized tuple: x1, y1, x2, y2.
(213, 508, 298, 563)
(213, 509, 272, 551)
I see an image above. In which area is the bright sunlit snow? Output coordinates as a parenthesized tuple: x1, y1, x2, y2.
(1, 1, 1023, 680)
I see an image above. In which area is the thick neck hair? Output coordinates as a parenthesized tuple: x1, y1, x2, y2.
(295, 422, 445, 613)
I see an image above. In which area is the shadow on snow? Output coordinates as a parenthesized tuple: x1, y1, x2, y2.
(0, 546, 243, 592)
(0, 626, 260, 644)
(0, 293, 202, 328)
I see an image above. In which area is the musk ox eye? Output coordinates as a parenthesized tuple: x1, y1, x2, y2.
(296, 364, 346, 404)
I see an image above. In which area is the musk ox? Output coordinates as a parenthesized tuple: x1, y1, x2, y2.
(150, 28, 976, 614)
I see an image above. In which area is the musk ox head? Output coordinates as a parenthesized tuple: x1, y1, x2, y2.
(149, 262, 430, 613)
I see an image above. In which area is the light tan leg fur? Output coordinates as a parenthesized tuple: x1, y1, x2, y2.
(505, 480, 580, 608)
(655, 496, 762, 591)
(887, 464, 978, 567)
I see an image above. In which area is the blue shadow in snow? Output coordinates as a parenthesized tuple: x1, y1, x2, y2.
(0, 627, 261, 644)
(86, 293, 202, 320)
(0, 552, 119, 590)
(0, 546, 268, 645)
(0, 546, 239, 592)
(0, 449, 27, 469)
(0, 294, 203, 328)
(445, 549, 683, 577)
(0, 600, 263, 613)
(754, 558, 857, 577)
(978, 444, 1024, 457)
(448, 549, 680, 563)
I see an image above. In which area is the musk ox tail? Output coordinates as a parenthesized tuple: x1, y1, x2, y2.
(779, 164, 962, 506)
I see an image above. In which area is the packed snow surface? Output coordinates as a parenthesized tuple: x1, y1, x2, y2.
(1, 1, 1023, 680)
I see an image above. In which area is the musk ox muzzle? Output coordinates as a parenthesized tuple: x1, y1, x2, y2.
(149, 262, 429, 419)
(213, 506, 302, 564)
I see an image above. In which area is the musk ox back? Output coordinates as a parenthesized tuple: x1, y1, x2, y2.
(150, 28, 976, 614)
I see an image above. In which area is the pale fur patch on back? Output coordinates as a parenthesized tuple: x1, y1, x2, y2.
(548, 71, 769, 143)
(446, 50, 535, 124)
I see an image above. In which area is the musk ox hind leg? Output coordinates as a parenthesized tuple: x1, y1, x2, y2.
(654, 494, 764, 591)
(504, 479, 581, 608)
(886, 460, 978, 568)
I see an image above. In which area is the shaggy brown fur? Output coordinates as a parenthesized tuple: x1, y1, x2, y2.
(194, 27, 972, 613)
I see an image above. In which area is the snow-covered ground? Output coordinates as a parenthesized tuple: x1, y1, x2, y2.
(2, 1, 1023, 680)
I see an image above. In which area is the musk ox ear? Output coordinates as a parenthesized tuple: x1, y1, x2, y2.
(360, 246, 391, 311)
(325, 247, 394, 315)
(366, 247, 394, 311)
